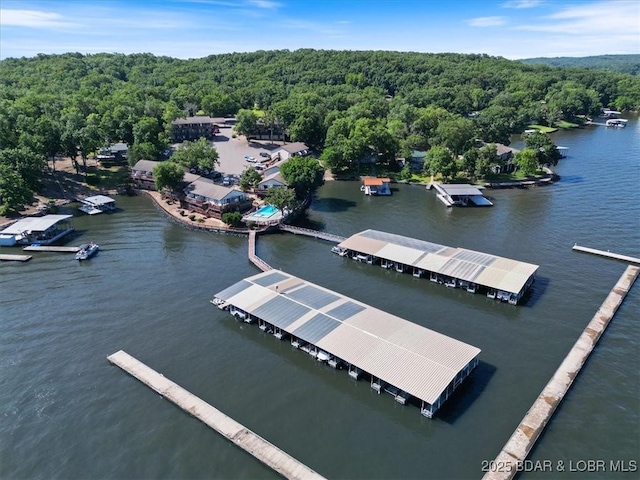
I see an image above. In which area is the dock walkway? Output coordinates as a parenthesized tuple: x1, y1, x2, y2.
(107, 350, 325, 480)
(0, 254, 32, 262)
(279, 224, 346, 243)
(23, 245, 79, 252)
(248, 230, 272, 272)
(573, 244, 640, 264)
(483, 264, 640, 480)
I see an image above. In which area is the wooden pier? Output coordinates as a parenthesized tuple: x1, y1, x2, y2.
(248, 230, 273, 272)
(107, 350, 325, 480)
(0, 254, 32, 262)
(23, 245, 79, 252)
(483, 265, 640, 480)
(278, 224, 346, 243)
(573, 244, 640, 264)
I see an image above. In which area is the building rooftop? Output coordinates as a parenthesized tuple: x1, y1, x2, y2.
(1, 215, 73, 235)
(82, 195, 115, 206)
(215, 270, 481, 405)
(363, 177, 390, 186)
(338, 230, 538, 295)
(436, 184, 485, 196)
(172, 116, 217, 125)
(131, 160, 160, 172)
(185, 178, 242, 201)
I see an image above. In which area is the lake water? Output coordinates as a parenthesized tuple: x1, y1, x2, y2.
(1, 117, 638, 479)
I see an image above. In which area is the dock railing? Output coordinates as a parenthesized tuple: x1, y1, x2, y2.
(279, 224, 345, 243)
(248, 230, 272, 272)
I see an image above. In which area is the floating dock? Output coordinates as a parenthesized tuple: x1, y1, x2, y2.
(335, 230, 538, 305)
(278, 224, 346, 243)
(432, 183, 493, 207)
(23, 245, 79, 252)
(483, 264, 640, 480)
(0, 254, 32, 262)
(107, 350, 325, 480)
(213, 269, 481, 418)
(572, 244, 640, 264)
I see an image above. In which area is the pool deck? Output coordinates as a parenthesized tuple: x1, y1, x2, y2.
(242, 206, 283, 224)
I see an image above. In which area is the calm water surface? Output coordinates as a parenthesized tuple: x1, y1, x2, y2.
(1, 117, 638, 479)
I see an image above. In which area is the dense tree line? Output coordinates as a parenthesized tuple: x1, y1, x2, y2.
(521, 54, 640, 76)
(1, 50, 639, 213)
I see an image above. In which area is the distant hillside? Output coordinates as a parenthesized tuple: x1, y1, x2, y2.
(521, 54, 640, 76)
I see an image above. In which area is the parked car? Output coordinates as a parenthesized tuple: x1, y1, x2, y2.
(243, 155, 257, 163)
(222, 176, 231, 186)
(260, 152, 270, 158)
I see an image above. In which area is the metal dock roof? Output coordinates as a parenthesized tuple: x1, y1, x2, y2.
(215, 270, 481, 405)
(338, 230, 539, 295)
(0, 215, 73, 235)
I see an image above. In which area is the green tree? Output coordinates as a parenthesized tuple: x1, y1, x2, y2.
(280, 156, 325, 197)
(153, 161, 184, 191)
(0, 147, 45, 191)
(431, 117, 476, 156)
(170, 137, 219, 172)
(425, 146, 457, 181)
(525, 132, 561, 166)
(0, 163, 32, 215)
(239, 167, 263, 190)
(234, 109, 258, 137)
(513, 149, 539, 176)
(221, 211, 243, 227)
(264, 187, 296, 211)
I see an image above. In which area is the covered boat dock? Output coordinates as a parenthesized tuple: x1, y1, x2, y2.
(336, 230, 538, 305)
(0, 215, 74, 246)
(213, 270, 481, 418)
(78, 195, 116, 215)
(431, 183, 493, 207)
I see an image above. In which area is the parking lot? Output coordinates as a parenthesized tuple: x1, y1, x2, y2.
(211, 130, 280, 180)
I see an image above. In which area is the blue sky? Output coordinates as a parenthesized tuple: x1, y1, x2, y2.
(1, 0, 638, 60)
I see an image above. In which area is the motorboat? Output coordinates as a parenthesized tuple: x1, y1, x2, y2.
(75, 242, 99, 261)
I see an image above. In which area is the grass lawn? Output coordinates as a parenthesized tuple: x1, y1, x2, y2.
(86, 165, 130, 190)
(555, 120, 580, 129)
(527, 124, 558, 133)
(483, 170, 546, 181)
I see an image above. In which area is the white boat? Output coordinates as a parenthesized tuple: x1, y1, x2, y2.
(75, 242, 99, 261)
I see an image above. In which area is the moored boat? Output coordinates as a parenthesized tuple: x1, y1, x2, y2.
(75, 242, 99, 261)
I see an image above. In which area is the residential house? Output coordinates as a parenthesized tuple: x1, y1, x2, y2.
(256, 172, 288, 196)
(131, 160, 160, 190)
(171, 116, 220, 143)
(182, 178, 252, 219)
(409, 150, 427, 171)
(96, 142, 128, 164)
(475, 141, 519, 174)
(271, 143, 309, 162)
(131, 160, 201, 191)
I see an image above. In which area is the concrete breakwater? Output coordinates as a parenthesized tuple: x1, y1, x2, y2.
(483, 265, 639, 480)
(107, 350, 325, 480)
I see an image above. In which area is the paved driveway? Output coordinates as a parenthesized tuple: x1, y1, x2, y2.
(212, 131, 279, 177)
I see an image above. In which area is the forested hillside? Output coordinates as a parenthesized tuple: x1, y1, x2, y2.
(1, 50, 639, 214)
(521, 54, 640, 76)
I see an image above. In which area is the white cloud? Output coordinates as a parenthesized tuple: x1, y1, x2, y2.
(468, 16, 507, 27)
(0, 9, 76, 28)
(502, 0, 544, 9)
(516, 0, 639, 34)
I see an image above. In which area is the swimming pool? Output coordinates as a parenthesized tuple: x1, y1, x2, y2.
(253, 205, 279, 217)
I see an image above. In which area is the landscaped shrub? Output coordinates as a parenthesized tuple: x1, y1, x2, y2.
(222, 211, 242, 227)
(188, 214, 196, 221)
(196, 217, 204, 223)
